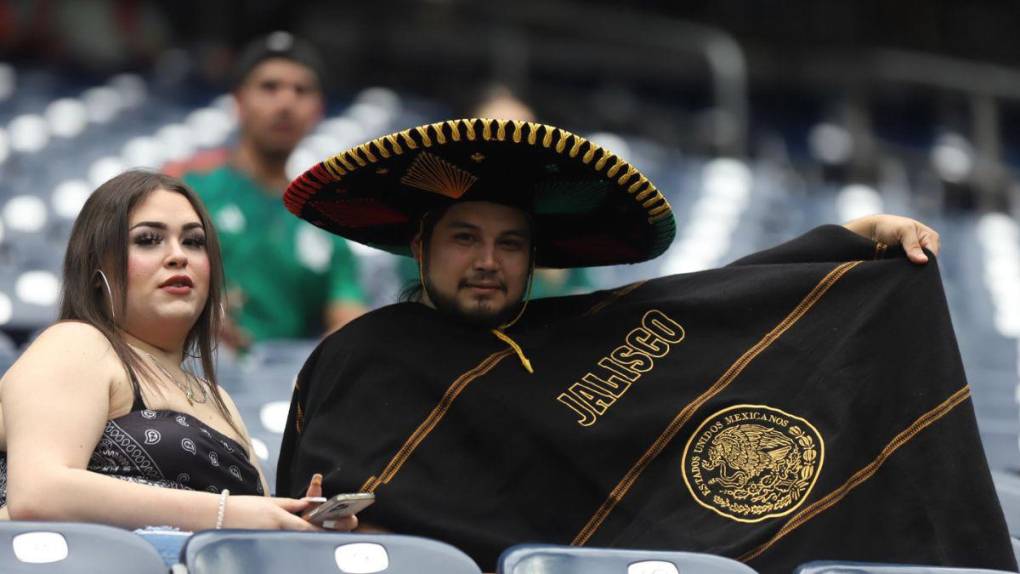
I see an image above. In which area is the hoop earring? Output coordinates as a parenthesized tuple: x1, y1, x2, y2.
(95, 269, 116, 322)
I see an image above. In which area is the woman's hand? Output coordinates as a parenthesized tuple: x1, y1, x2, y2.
(843, 214, 941, 264)
(221, 496, 352, 531)
(222, 496, 318, 530)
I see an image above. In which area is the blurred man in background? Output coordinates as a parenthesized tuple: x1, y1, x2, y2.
(183, 32, 365, 349)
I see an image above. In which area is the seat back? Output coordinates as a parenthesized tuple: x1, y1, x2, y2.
(498, 544, 758, 574)
(794, 561, 1017, 574)
(182, 530, 482, 574)
(992, 471, 1020, 537)
(0, 521, 168, 574)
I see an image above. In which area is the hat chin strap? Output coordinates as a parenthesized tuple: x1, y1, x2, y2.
(416, 239, 535, 375)
(492, 254, 535, 374)
(496, 252, 534, 331)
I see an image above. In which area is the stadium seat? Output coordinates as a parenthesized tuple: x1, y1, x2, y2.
(497, 544, 758, 574)
(135, 528, 190, 568)
(0, 521, 168, 574)
(793, 561, 1017, 574)
(180, 530, 482, 574)
(992, 471, 1020, 537)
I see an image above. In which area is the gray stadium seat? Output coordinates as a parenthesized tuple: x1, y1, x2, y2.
(497, 544, 758, 574)
(181, 530, 482, 574)
(0, 521, 167, 574)
(992, 471, 1020, 537)
(0, 332, 17, 374)
(793, 561, 1015, 574)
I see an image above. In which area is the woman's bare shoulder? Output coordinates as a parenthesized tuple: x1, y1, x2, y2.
(35, 321, 118, 355)
(2, 321, 120, 385)
(36, 320, 112, 343)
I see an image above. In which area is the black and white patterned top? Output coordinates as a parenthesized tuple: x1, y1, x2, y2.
(0, 392, 262, 507)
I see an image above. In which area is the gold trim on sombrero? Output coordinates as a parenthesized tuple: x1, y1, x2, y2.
(301, 119, 672, 226)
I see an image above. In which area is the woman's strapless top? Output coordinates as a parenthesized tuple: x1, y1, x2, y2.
(0, 404, 262, 507)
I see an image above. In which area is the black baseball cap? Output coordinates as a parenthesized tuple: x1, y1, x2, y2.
(232, 31, 327, 90)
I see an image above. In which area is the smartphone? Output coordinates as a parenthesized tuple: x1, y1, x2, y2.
(303, 493, 375, 525)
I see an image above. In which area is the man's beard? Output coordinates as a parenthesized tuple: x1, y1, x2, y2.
(424, 274, 525, 329)
(254, 139, 297, 165)
(254, 121, 302, 162)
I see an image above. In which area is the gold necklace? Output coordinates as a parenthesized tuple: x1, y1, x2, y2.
(143, 352, 210, 405)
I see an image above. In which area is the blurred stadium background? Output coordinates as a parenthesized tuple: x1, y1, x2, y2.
(0, 0, 1018, 535)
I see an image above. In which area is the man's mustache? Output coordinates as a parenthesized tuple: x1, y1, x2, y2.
(459, 276, 507, 292)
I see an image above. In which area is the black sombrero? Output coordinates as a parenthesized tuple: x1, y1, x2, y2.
(285, 118, 675, 268)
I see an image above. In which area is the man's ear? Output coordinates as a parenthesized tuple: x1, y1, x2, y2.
(232, 90, 247, 121)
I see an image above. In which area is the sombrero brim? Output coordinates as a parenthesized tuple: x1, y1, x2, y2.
(285, 118, 675, 268)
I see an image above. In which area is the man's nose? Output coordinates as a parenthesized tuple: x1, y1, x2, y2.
(473, 243, 499, 270)
(274, 86, 300, 107)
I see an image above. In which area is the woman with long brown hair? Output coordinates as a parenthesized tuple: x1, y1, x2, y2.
(0, 170, 350, 530)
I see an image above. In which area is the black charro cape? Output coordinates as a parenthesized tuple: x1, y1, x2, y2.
(277, 225, 1016, 573)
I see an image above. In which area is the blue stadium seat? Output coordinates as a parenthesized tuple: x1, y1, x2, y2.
(181, 530, 482, 574)
(497, 544, 758, 574)
(228, 394, 287, 494)
(992, 471, 1020, 537)
(0, 342, 17, 376)
(212, 339, 315, 494)
(0, 521, 168, 574)
(0, 267, 60, 333)
(793, 561, 1016, 574)
(135, 528, 190, 568)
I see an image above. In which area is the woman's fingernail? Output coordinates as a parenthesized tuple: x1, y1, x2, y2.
(323, 520, 336, 529)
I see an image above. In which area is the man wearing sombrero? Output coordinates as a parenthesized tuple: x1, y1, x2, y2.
(277, 119, 1014, 572)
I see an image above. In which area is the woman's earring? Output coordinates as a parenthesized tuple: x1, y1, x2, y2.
(95, 269, 116, 322)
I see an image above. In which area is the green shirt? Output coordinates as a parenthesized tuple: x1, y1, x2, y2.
(184, 166, 364, 341)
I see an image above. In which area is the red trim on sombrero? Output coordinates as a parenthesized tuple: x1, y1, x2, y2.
(311, 197, 409, 228)
(284, 172, 315, 216)
(311, 163, 332, 183)
(285, 163, 338, 216)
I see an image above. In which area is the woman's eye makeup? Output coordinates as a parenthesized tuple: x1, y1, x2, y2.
(130, 230, 206, 248)
(132, 231, 163, 246)
(183, 234, 207, 248)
